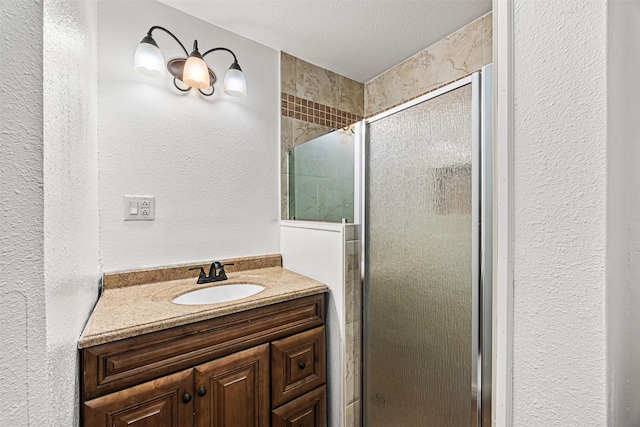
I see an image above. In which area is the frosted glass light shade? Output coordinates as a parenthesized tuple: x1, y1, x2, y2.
(182, 56, 210, 89)
(224, 68, 247, 97)
(134, 42, 165, 78)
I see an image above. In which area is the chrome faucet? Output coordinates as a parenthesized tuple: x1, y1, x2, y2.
(189, 261, 234, 284)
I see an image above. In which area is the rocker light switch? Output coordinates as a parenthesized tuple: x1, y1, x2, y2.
(124, 196, 155, 221)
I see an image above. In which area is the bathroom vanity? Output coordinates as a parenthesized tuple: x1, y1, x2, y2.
(78, 255, 328, 427)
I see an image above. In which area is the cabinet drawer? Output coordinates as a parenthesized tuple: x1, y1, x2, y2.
(272, 386, 326, 427)
(271, 326, 326, 408)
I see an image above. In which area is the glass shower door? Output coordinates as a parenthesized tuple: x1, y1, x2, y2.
(363, 80, 480, 426)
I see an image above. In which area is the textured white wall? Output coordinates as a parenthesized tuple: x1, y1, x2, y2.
(98, 0, 280, 272)
(43, 0, 100, 425)
(512, 0, 607, 425)
(607, 1, 640, 425)
(0, 0, 48, 425)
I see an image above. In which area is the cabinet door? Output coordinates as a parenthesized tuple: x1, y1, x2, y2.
(272, 386, 326, 427)
(195, 343, 270, 427)
(271, 326, 326, 408)
(83, 369, 194, 427)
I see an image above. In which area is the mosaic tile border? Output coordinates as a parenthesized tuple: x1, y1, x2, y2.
(281, 92, 363, 129)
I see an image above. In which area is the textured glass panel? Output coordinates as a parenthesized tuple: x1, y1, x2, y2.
(364, 84, 473, 427)
(288, 129, 354, 222)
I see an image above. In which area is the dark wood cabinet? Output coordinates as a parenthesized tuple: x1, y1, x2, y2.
(271, 326, 326, 408)
(83, 369, 194, 427)
(81, 294, 326, 427)
(195, 344, 270, 427)
(272, 386, 327, 427)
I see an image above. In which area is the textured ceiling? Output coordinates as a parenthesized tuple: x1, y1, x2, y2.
(156, 0, 492, 83)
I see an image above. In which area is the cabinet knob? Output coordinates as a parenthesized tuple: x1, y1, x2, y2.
(299, 361, 306, 369)
(198, 386, 207, 397)
(182, 393, 192, 404)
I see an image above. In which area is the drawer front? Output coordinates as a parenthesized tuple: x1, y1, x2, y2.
(83, 294, 325, 400)
(271, 326, 326, 408)
(272, 386, 326, 427)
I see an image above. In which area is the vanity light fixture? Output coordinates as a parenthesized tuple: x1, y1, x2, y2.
(134, 26, 247, 97)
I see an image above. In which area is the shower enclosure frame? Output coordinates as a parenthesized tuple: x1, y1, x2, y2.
(358, 65, 493, 427)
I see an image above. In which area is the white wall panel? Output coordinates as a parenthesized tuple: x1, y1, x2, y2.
(281, 221, 345, 427)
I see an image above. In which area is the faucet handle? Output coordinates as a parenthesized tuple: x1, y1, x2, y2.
(217, 263, 234, 280)
(189, 267, 206, 284)
(220, 262, 234, 272)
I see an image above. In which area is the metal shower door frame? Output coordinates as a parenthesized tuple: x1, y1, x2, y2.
(358, 65, 493, 427)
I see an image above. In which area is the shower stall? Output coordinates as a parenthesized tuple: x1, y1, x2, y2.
(361, 65, 493, 426)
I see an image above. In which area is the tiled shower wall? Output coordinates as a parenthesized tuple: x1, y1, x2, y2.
(281, 12, 493, 217)
(289, 130, 355, 223)
(280, 53, 364, 219)
(364, 11, 492, 117)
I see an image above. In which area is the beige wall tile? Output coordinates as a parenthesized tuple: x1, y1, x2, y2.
(345, 400, 361, 427)
(281, 116, 295, 219)
(282, 55, 352, 219)
(296, 57, 340, 108)
(281, 52, 296, 94)
(365, 12, 492, 117)
(281, 173, 288, 219)
(281, 116, 294, 175)
(345, 235, 362, 425)
(345, 240, 361, 325)
(428, 14, 484, 83)
(345, 402, 355, 427)
(293, 119, 331, 146)
(483, 12, 493, 65)
(339, 75, 365, 116)
(345, 320, 361, 406)
(364, 75, 387, 118)
(345, 224, 359, 241)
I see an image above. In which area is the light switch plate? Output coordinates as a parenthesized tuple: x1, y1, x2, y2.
(124, 196, 155, 221)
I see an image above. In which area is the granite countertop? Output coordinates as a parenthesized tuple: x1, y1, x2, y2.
(78, 266, 328, 349)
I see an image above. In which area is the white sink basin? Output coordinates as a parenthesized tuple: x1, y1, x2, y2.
(172, 284, 265, 305)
